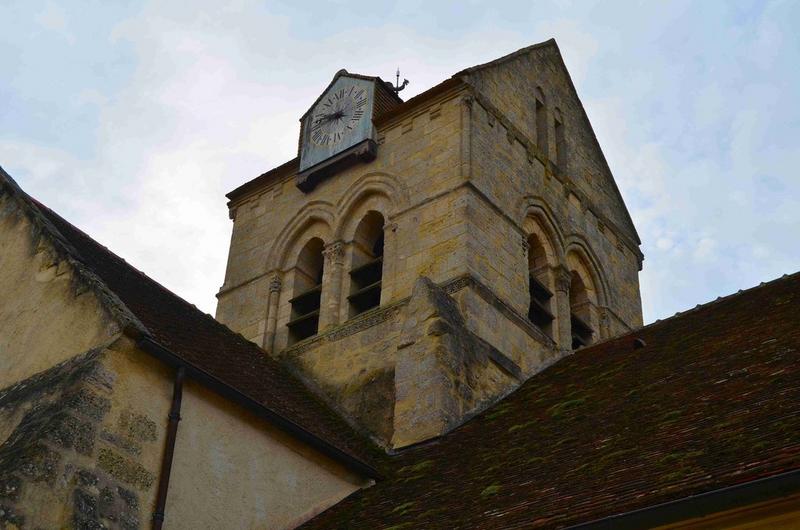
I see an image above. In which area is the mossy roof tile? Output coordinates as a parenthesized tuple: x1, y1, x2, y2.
(302, 272, 800, 529)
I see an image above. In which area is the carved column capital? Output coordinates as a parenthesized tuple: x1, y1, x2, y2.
(554, 266, 572, 293)
(268, 274, 282, 293)
(323, 240, 345, 265)
(520, 234, 530, 253)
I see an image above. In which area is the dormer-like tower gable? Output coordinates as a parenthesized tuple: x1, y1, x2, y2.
(216, 40, 643, 448)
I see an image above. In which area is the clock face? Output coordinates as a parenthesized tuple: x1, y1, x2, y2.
(309, 85, 368, 147)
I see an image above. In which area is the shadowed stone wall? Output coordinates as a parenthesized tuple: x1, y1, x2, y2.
(0, 345, 165, 529)
(217, 46, 643, 448)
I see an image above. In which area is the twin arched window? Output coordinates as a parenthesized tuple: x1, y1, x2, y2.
(287, 213, 386, 345)
(525, 217, 600, 349)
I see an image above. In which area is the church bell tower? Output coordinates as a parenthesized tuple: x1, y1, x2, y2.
(216, 40, 643, 448)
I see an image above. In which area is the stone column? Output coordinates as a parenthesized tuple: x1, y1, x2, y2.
(262, 273, 282, 354)
(520, 235, 531, 315)
(599, 307, 611, 341)
(460, 95, 473, 181)
(553, 266, 572, 349)
(321, 241, 345, 330)
(382, 221, 398, 303)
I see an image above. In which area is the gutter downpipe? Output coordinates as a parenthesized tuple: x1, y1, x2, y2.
(136, 336, 381, 481)
(152, 365, 186, 530)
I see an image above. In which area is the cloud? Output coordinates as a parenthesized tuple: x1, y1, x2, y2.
(35, 2, 75, 44)
(3, 0, 799, 325)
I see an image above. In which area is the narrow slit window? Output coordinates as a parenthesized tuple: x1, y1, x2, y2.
(348, 212, 384, 317)
(287, 238, 324, 344)
(535, 88, 548, 156)
(554, 109, 566, 172)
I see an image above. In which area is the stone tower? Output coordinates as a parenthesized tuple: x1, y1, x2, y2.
(216, 40, 643, 448)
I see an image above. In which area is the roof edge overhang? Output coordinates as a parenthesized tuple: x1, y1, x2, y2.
(373, 77, 464, 127)
(569, 467, 800, 529)
(226, 157, 299, 205)
(135, 335, 382, 481)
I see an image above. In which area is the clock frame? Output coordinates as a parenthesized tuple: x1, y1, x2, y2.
(297, 72, 380, 192)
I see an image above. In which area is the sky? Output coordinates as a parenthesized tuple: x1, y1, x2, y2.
(1, 0, 798, 323)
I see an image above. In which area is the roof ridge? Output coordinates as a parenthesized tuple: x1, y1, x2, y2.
(33, 199, 209, 307)
(3, 166, 384, 476)
(32, 195, 270, 352)
(454, 38, 557, 76)
(0, 166, 149, 337)
(582, 269, 800, 352)
(649, 269, 799, 324)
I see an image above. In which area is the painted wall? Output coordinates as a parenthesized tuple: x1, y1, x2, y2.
(166, 381, 366, 530)
(0, 195, 368, 528)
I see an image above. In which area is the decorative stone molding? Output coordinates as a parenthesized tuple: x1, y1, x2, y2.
(599, 307, 610, 327)
(384, 221, 398, 233)
(268, 274, 282, 293)
(520, 235, 530, 254)
(281, 272, 556, 357)
(282, 303, 403, 356)
(554, 266, 572, 293)
(322, 241, 345, 265)
(442, 275, 471, 295)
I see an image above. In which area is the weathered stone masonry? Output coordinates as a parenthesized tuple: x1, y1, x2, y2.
(217, 42, 644, 449)
(0, 348, 160, 530)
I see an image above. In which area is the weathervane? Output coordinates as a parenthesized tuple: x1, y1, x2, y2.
(387, 68, 409, 94)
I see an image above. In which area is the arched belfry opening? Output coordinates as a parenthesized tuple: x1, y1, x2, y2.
(348, 211, 385, 317)
(569, 271, 594, 349)
(287, 237, 325, 344)
(527, 234, 554, 337)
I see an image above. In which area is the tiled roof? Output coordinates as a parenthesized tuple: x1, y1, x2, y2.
(302, 272, 800, 528)
(1, 167, 383, 477)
